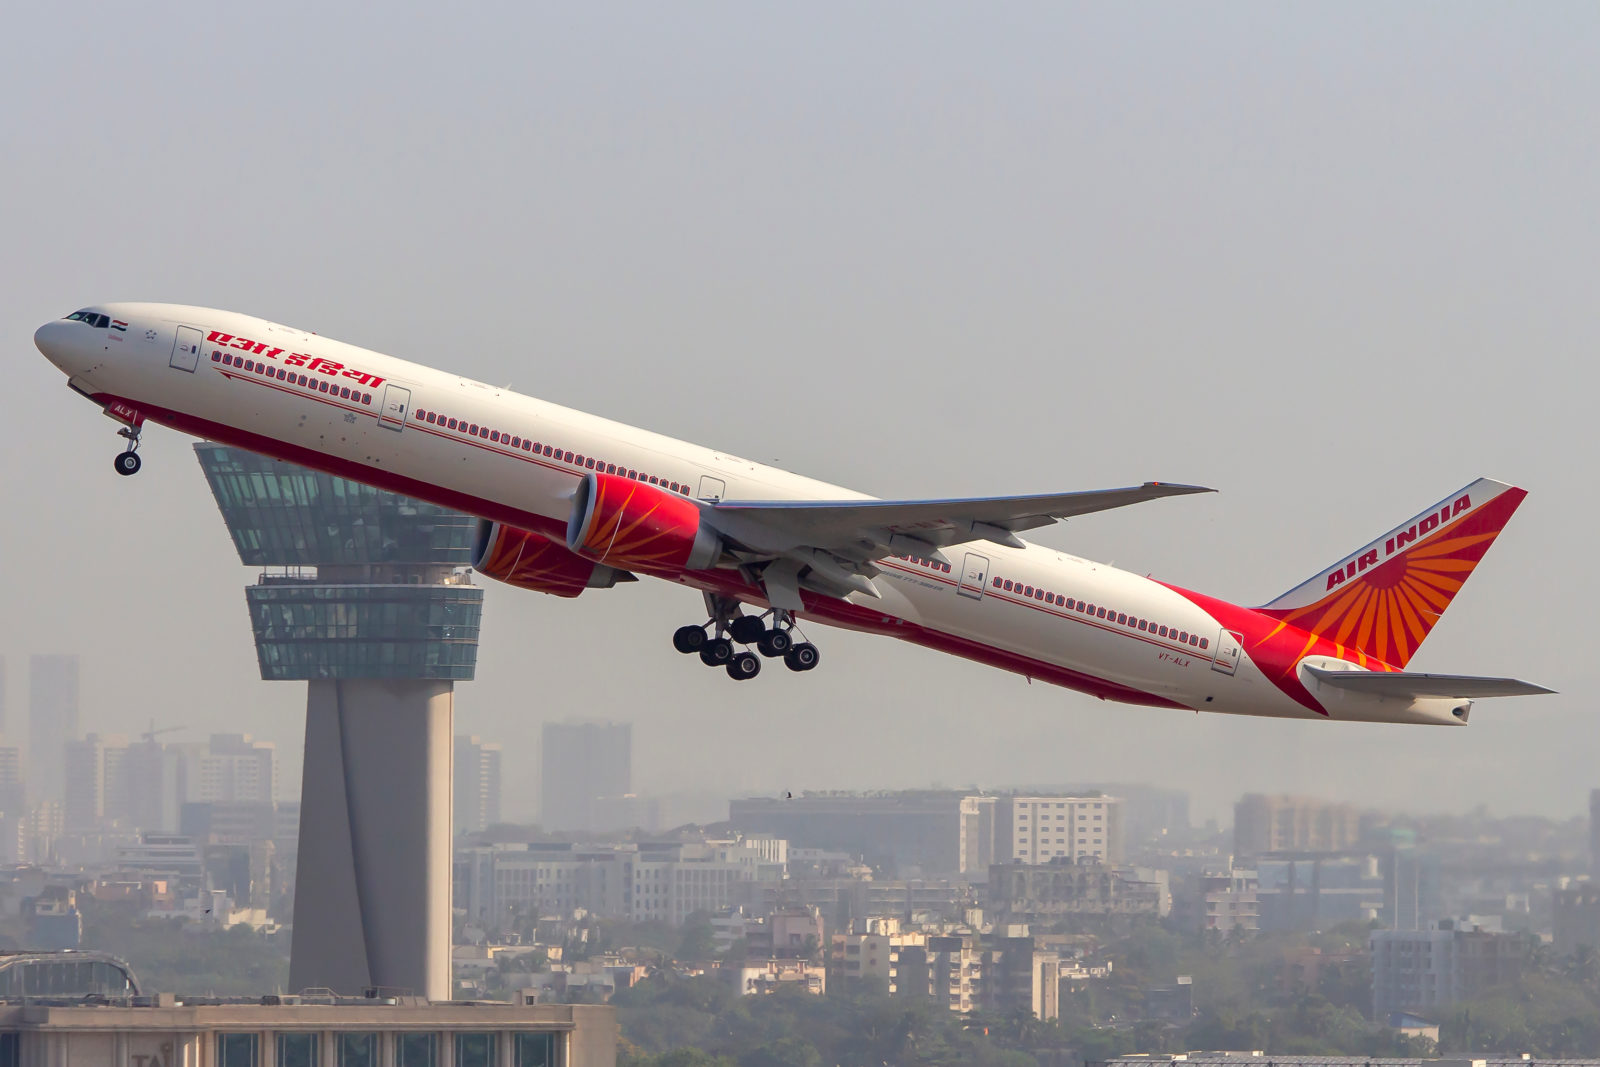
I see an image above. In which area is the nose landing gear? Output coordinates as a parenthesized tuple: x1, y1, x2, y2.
(670, 595, 821, 680)
(113, 424, 143, 477)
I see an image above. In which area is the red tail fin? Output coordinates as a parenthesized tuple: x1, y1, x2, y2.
(1257, 479, 1526, 668)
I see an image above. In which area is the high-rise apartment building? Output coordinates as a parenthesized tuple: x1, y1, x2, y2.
(179, 734, 276, 805)
(62, 734, 130, 833)
(454, 735, 503, 835)
(122, 738, 182, 833)
(0, 741, 23, 816)
(996, 795, 1123, 865)
(540, 722, 630, 833)
(1590, 789, 1600, 878)
(1233, 794, 1361, 859)
(29, 654, 80, 804)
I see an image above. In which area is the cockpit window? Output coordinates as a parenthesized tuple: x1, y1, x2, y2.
(64, 311, 110, 328)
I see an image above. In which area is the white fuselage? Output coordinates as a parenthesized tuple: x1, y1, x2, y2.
(33, 303, 1472, 725)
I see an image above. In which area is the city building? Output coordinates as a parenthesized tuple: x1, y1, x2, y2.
(28, 653, 80, 805)
(456, 839, 786, 928)
(1178, 867, 1260, 935)
(1254, 853, 1386, 932)
(1371, 919, 1524, 1018)
(1591, 788, 1600, 878)
(985, 861, 1165, 924)
(540, 722, 631, 833)
(985, 929, 1061, 1021)
(1233, 794, 1362, 859)
(829, 917, 926, 993)
(454, 735, 503, 835)
(0, 996, 615, 1067)
(121, 735, 181, 833)
(996, 794, 1123, 865)
(738, 958, 826, 996)
(180, 734, 277, 805)
(62, 733, 130, 833)
(0, 738, 23, 816)
(728, 791, 995, 877)
(196, 443, 484, 1001)
(1553, 884, 1600, 957)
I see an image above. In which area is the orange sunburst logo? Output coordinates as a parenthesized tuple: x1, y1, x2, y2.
(1258, 487, 1525, 667)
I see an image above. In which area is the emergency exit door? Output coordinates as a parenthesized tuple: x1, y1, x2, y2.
(1211, 629, 1243, 676)
(169, 325, 202, 373)
(379, 384, 411, 430)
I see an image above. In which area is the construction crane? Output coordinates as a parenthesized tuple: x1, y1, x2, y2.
(140, 721, 184, 744)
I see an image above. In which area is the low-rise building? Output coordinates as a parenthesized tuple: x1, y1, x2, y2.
(1371, 919, 1524, 1019)
(1176, 868, 1259, 935)
(985, 860, 1164, 924)
(0, 997, 615, 1067)
(1553, 883, 1600, 957)
(738, 959, 825, 996)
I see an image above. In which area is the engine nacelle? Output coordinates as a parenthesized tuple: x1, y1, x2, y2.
(567, 471, 721, 573)
(472, 520, 630, 597)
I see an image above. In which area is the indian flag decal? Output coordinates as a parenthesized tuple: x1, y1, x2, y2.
(110, 319, 128, 332)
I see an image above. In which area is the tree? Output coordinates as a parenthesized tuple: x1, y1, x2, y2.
(676, 913, 716, 963)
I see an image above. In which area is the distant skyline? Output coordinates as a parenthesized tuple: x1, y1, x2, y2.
(4, 4, 1594, 824)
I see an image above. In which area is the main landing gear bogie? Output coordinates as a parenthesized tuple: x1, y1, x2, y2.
(671, 600, 820, 680)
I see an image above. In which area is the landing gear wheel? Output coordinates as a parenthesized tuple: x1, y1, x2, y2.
(699, 638, 734, 667)
(757, 628, 793, 658)
(784, 643, 820, 672)
(729, 615, 766, 645)
(114, 451, 142, 477)
(726, 652, 761, 680)
(673, 626, 707, 654)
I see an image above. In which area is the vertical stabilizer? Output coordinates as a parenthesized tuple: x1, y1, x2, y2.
(1257, 478, 1526, 668)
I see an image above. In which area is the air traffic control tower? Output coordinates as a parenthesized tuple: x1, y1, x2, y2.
(195, 443, 482, 1000)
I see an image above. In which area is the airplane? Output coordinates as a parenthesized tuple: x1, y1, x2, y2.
(33, 303, 1553, 724)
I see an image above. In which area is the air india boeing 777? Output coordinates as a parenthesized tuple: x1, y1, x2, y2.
(33, 304, 1552, 723)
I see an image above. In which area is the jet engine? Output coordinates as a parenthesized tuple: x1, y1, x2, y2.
(472, 521, 632, 597)
(567, 471, 722, 574)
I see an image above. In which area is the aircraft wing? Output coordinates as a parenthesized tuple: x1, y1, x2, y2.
(701, 482, 1213, 607)
(1304, 665, 1555, 699)
(709, 482, 1212, 553)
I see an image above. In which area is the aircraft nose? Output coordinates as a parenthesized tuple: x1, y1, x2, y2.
(34, 319, 82, 373)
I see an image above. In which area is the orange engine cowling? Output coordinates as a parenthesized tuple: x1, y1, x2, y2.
(566, 471, 721, 573)
(472, 521, 631, 597)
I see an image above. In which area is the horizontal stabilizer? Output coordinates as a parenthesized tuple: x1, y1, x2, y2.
(1304, 664, 1554, 699)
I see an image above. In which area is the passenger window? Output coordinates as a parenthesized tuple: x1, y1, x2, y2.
(1200, 637, 1209, 649)
(649, 475, 659, 484)
(1097, 607, 1106, 618)
(564, 452, 574, 463)
(1003, 580, 1013, 591)
(992, 578, 1001, 588)
(1035, 588, 1044, 600)
(587, 458, 596, 469)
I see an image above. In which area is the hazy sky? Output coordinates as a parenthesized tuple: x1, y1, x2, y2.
(2, 4, 1595, 825)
